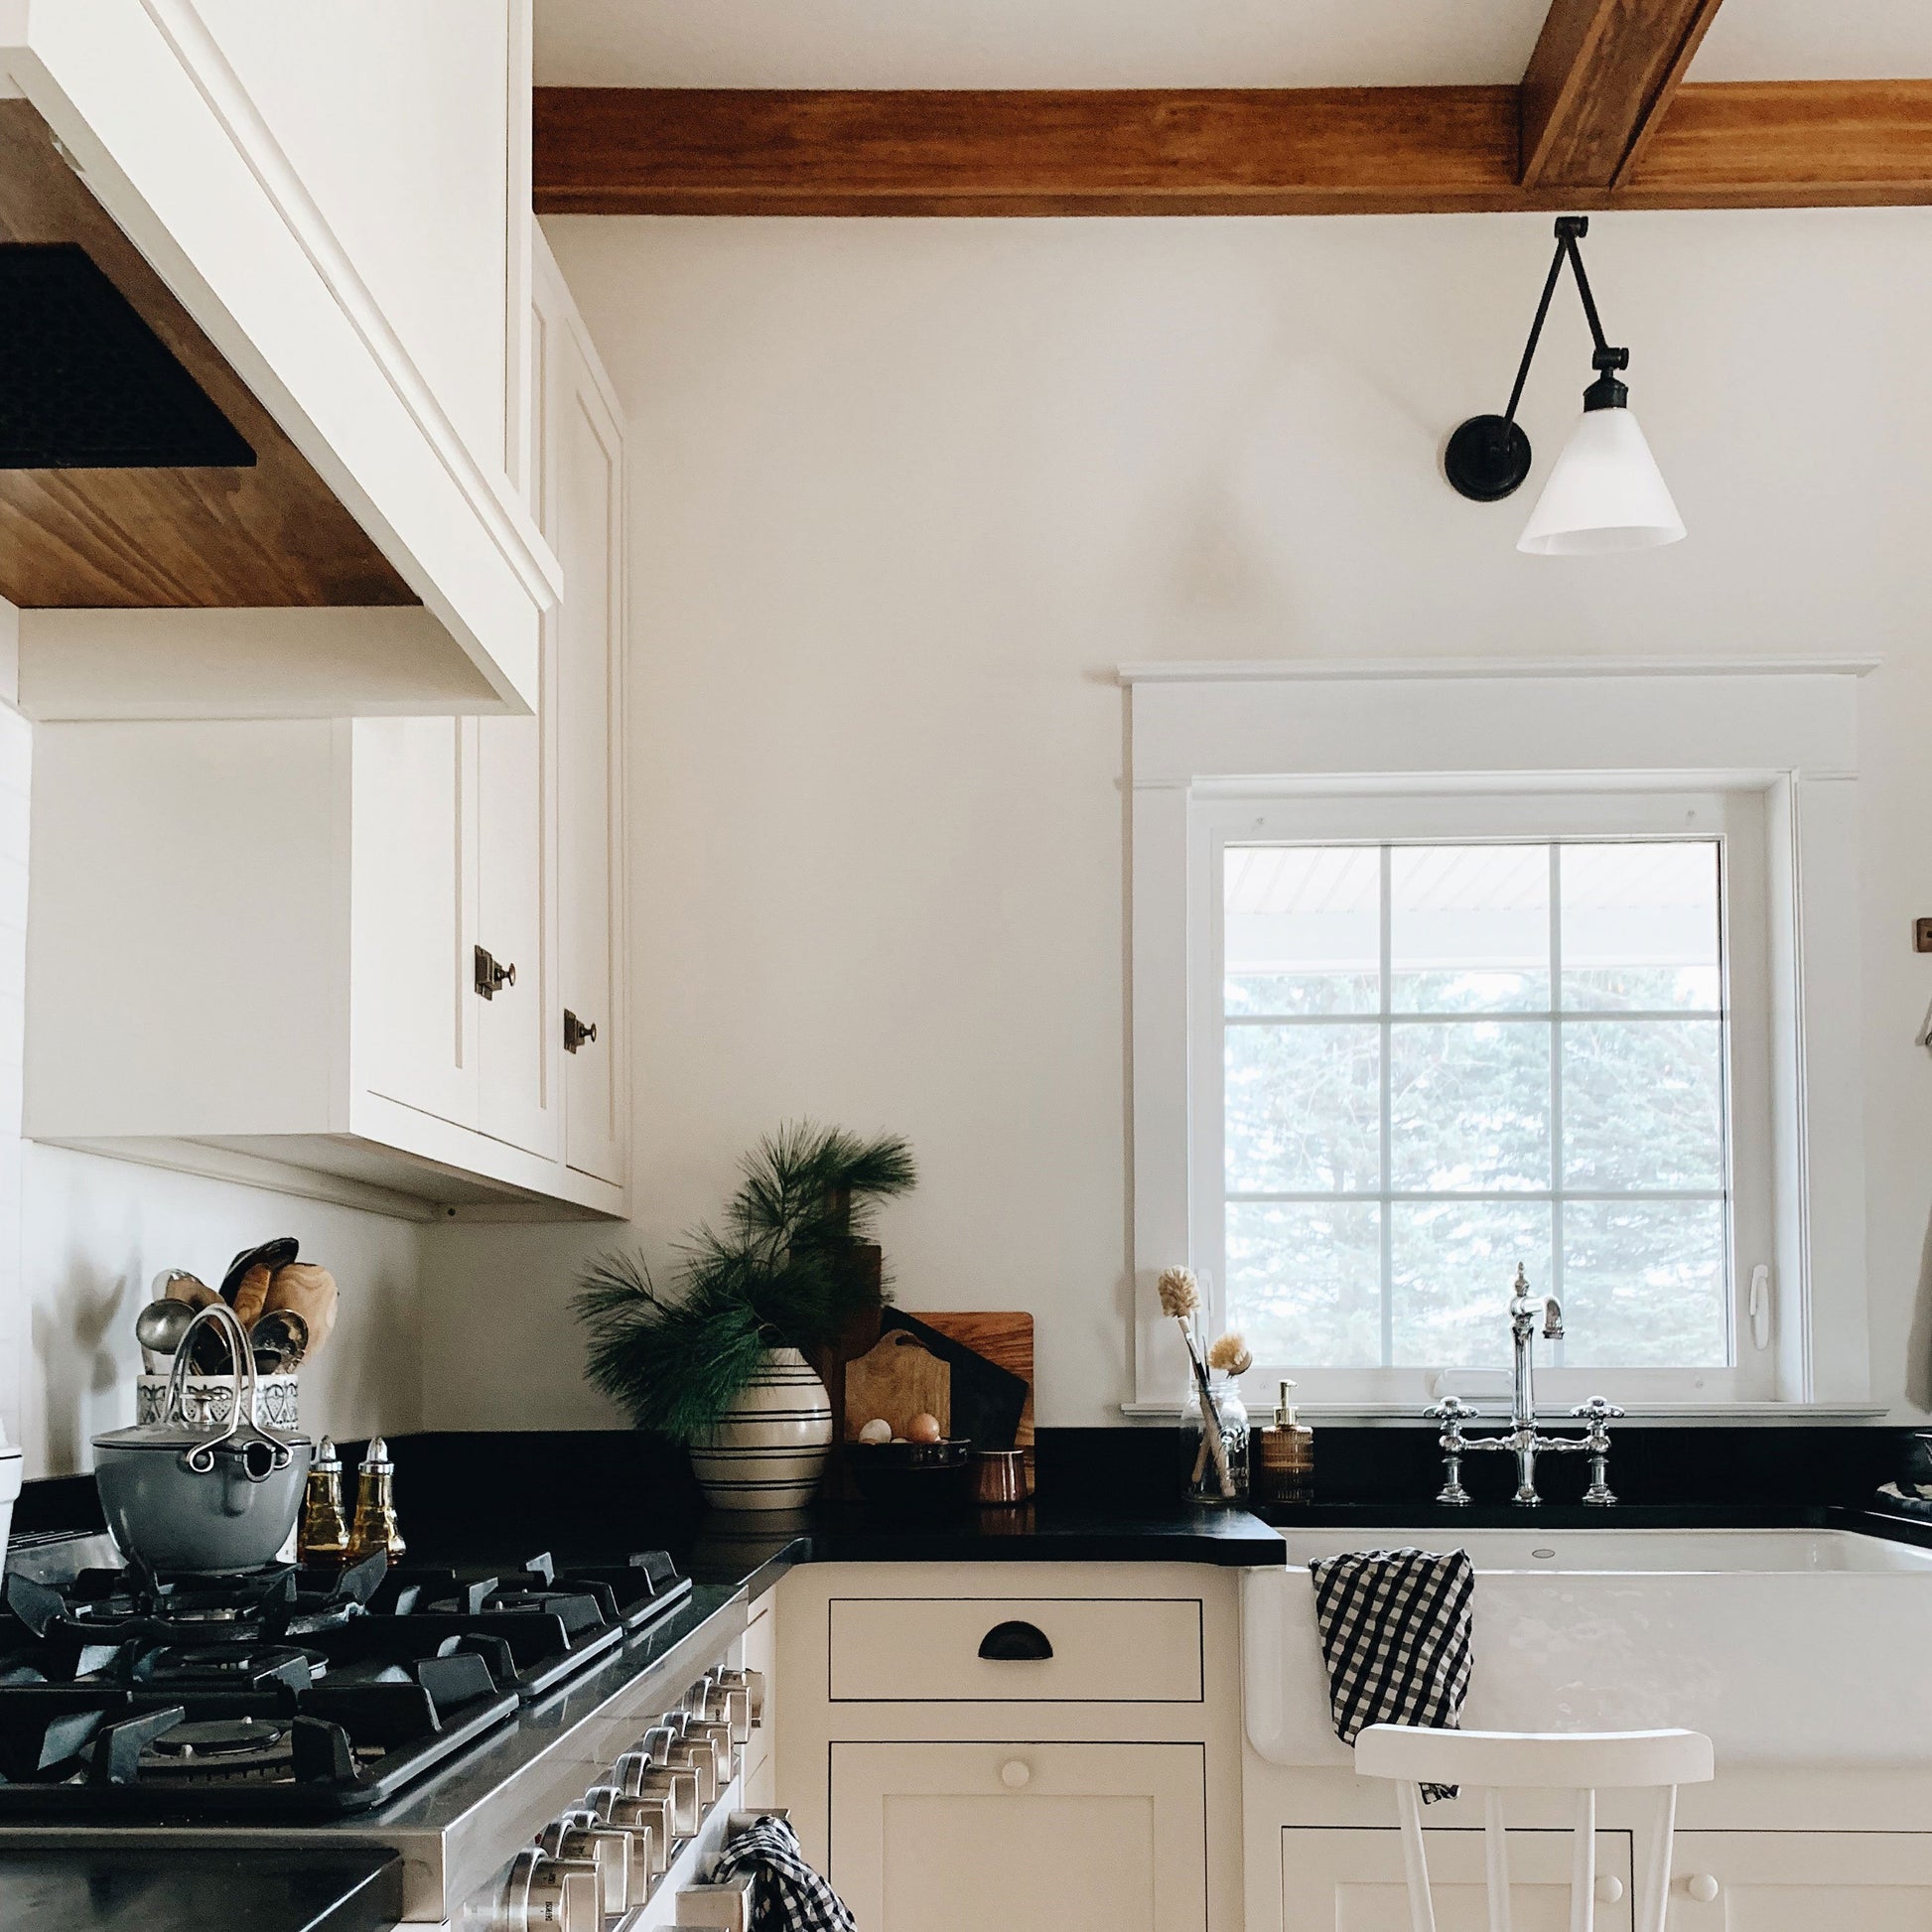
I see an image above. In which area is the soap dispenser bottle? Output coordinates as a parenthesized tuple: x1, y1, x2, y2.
(1254, 1380, 1314, 1505)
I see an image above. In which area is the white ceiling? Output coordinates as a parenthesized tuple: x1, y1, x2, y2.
(1691, 0, 1932, 80)
(534, 0, 1932, 89)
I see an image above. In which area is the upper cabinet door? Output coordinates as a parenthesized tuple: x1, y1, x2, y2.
(350, 716, 481, 1133)
(543, 249, 628, 1188)
(474, 615, 561, 1160)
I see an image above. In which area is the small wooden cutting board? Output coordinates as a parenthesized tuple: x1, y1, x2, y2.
(843, 1330, 951, 1440)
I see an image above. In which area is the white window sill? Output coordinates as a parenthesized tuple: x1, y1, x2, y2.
(1119, 1401, 1890, 1426)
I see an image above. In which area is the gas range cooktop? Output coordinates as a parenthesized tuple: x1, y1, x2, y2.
(0, 1548, 692, 1818)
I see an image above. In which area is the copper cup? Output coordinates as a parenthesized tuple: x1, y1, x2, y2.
(971, 1449, 1027, 1507)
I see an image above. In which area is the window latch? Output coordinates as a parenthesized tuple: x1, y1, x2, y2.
(1748, 1265, 1771, 1350)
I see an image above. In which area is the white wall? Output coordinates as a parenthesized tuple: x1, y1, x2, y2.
(0, 692, 423, 1481)
(436, 207, 1932, 1428)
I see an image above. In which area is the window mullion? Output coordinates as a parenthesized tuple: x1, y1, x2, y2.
(1550, 843, 1565, 1367)
(1379, 844, 1394, 1369)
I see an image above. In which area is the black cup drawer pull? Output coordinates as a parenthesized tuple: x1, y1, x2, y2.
(978, 1620, 1053, 1662)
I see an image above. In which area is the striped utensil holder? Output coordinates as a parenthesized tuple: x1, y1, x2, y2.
(688, 1346, 835, 1512)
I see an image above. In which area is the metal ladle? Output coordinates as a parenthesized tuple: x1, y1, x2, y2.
(248, 1308, 311, 1378)
(134, 1298, 198, 1373)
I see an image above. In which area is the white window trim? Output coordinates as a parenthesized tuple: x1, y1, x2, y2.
(1125, 655, 1879, 1420)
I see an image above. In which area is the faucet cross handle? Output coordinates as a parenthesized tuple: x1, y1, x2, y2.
(1426, 1398, 1478, 1508)
(1569, 1397, 1625, 1425)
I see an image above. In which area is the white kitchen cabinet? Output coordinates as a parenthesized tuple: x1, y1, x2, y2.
(1, 0, 558, 716)
(534, 228, 628, 1187)
(23, 703, 615, 1218)
(832, 1740, 1208, 1932)
(21, 217, 627, 1218)
(1281, 1827, 1635, 1932)
(775, 1564, 1244, 1932)
(1664, 1833, 1932, 1928)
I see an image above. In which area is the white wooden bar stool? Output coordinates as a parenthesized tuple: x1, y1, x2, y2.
(1355, 1725, 1714, 1932)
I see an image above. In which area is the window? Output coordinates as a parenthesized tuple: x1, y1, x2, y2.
(1127, 658, 1874, 1415)
(1220, 837, 1730, 1378)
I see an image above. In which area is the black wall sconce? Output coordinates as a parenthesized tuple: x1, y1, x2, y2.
(1446, 216, 1683, 555)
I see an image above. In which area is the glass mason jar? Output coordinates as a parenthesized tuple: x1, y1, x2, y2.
(1181, 1371, 1249, 1505)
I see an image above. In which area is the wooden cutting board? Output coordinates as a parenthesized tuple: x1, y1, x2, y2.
(914, 1311, 1034, 1449)
(843, 1330, 951, 1440)
(916, 1311, 1035, 1486)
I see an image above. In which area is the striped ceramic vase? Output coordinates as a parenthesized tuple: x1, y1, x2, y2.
(688, 1346, 833, 1512)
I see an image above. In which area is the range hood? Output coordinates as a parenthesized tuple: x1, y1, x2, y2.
(0, 241, 255, 469)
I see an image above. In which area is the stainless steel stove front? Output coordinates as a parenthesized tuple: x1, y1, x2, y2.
(0, 1583, 757, 1926)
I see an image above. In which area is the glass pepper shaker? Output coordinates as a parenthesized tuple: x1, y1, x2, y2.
(347, 1436, 407, 1563)
(297, 1435, 349, 1566)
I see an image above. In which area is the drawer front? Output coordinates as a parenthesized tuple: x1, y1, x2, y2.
(829, 1595, 1203, 1703)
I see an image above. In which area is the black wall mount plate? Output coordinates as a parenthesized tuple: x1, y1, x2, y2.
(0, 241, 255, 469)
(1444, 413, 1532, 503)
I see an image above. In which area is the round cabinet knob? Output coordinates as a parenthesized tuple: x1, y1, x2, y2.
(1593, 1875, 1624, 1904)
(1000, 1759, 1032, 1789)
(1687, 1873, 1722, 1904)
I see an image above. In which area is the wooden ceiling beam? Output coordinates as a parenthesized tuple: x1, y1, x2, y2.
(1519, 0, 1727, 190)
(532, 80, 1932, 218)
(534, 86, 1525, 218)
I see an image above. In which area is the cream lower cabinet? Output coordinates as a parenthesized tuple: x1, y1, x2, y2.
(1282, 1828, 1636, 1931)
(1664, 1834, 1932, 1928)
(773, 1562, 1243, 1932)
(832, 1739, 1207, 1932)
(1273, 1827, 1932, 1931)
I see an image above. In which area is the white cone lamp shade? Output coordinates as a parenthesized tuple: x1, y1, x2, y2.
(1517, 404, 1685, 555)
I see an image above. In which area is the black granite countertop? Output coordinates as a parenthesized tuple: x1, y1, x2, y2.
(0, 1848, 401, 1932)
(681, 1496, 1285, 1596)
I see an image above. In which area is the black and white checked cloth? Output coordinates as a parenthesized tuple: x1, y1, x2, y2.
(1309, 1548, 1475, 1802)
(712, 1816, 858, 1932)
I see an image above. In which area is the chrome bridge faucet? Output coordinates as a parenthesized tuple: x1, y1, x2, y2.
(1424, 1265, 1623, 1506)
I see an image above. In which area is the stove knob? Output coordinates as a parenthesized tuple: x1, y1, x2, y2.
(613, 1754, 701, 1835)
(693, 1673, 753, 1742)
(686, 1718, 740, 1785)
(563, 1812, 650, 1914)
(483, 1849, 602, 1932)
(593, 1788, 674, 1876)
(664, 1741, 718, 1807)
(713, 1667, 765, 1726)
(535, 1821, 630, 1915)
(632, 1724, 680, 1766)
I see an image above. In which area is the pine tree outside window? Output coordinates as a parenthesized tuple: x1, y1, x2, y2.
(1220, 838, 1729, 1378)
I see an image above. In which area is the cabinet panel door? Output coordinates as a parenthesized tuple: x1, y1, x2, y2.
(474, 608, 560, 1159)
(1281, 1827, 1634, 1932)
(831, 1740, 1205, 1932)
(1669, 1833, 1932, 1929)
(553, 316, 625, 1184)
(351, 715, 479, 1130)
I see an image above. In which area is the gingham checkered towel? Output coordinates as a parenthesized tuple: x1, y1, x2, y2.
(713, 1815, 858, 1932)
(1310, 1548, 1475, 1803)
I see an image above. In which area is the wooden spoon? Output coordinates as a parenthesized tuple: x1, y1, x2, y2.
(262, 1263, 337, 1362)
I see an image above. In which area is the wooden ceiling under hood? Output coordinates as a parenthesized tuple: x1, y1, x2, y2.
(532, 0, 1932, 218)
(0, 99, 414, 610)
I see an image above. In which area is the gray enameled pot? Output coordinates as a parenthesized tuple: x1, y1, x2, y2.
(93, 1301, 311, 1573)
(92, 1433, 312, 1572)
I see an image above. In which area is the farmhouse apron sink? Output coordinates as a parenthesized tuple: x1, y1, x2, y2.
(1243, 1528, 1932, 1768)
